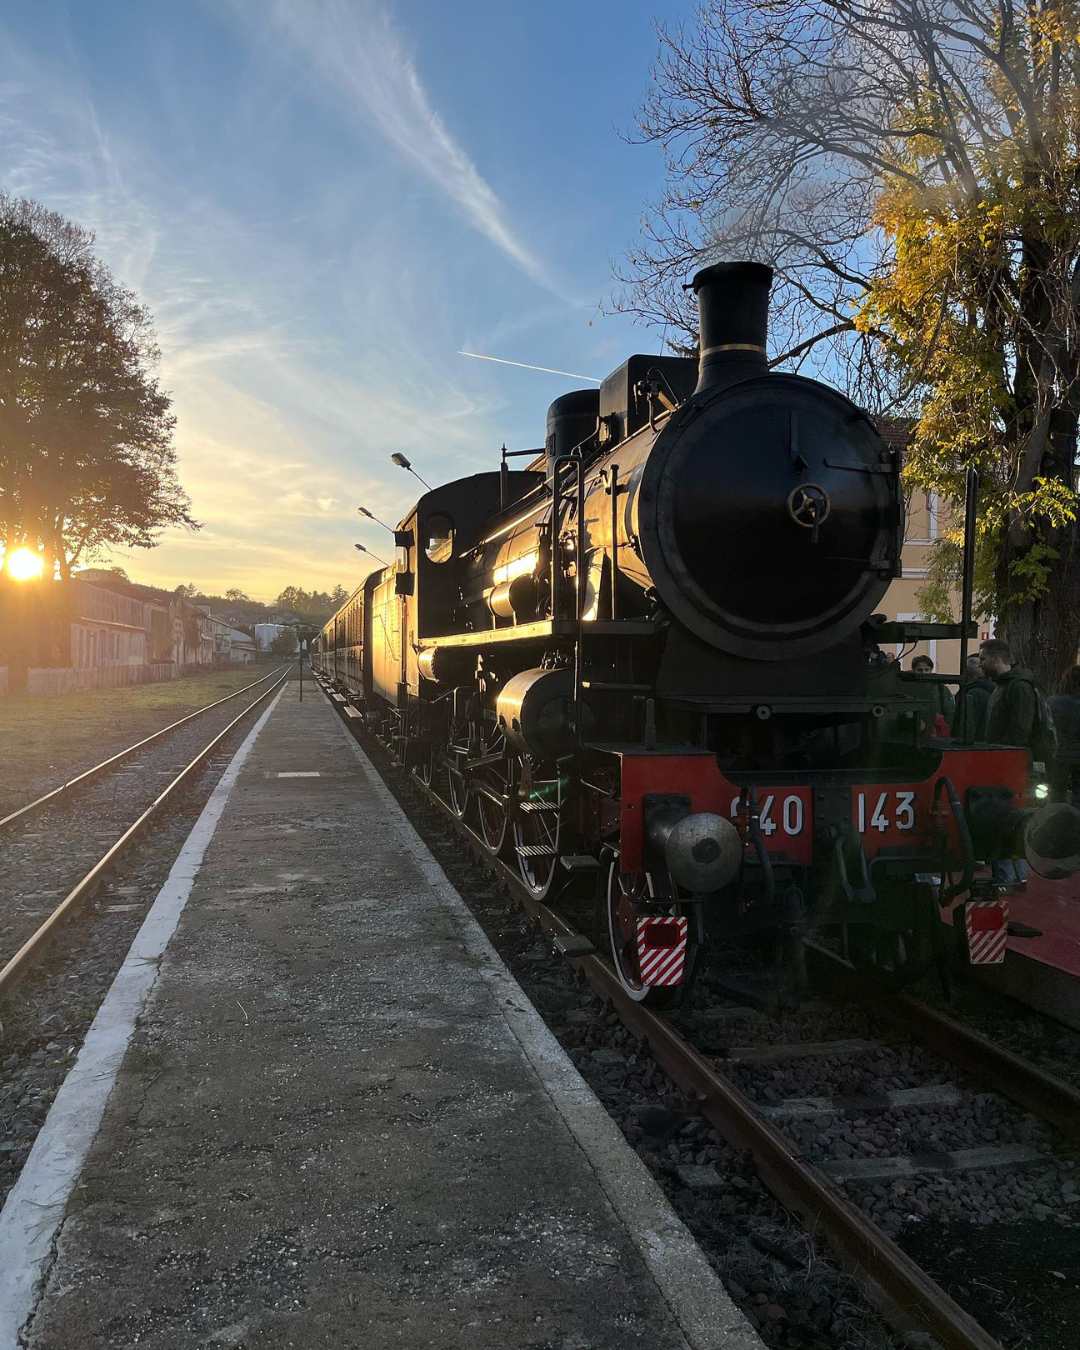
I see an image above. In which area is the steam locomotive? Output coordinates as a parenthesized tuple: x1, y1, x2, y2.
(313, 263, 1080, 1004)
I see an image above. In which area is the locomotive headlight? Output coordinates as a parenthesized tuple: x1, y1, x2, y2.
(1035, 782, 1050, 801)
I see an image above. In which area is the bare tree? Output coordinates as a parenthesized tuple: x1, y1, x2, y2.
(621, 1, 1080, 684)
(621, 0, 904, 399)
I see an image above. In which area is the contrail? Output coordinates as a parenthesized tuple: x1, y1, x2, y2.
(459, 350, 601, 383)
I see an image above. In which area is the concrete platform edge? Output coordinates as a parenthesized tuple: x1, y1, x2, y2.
(0, 687, 286, 1347)
(326, 701, 761, 1350)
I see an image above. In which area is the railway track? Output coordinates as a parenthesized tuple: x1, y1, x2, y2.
(0, 665, 285, 832)
(0, 668, 288, 998)
(317, 676, 1080, 1350)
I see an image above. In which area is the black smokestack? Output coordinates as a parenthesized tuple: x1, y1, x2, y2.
(691, 261, 773, 394)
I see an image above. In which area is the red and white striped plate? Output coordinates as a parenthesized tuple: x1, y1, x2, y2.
(636, 916, 688, 987)
(964, 899, 1008, 965)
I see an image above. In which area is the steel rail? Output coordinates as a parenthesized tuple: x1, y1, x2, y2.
(527, 898, 1005, 1350)
(803, 940, 1080, 1141)
(316, 685, 1008, 1350)
(0, 666, 286, 832)
(0, 670, 288, 999)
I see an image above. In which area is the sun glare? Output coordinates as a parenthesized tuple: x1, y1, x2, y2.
(5, 547, 45, 582)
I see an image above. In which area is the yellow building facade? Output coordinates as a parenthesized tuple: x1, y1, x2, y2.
(879, 492, 991, 677)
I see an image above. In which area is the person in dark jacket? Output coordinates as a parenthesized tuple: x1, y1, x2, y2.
(1050, 666, 1080, 807)
(909, 653, 956, 735)
(980, 638, 1040, 890)
(981, 639, 1039, 749)
(952, 652, 994, 741)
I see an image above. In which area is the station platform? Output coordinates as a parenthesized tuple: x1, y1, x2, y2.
(0, 680, 757, 1349)
(970, 873, 1080, 1031)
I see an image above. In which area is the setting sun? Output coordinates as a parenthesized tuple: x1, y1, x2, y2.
(5, 546, 45, 582)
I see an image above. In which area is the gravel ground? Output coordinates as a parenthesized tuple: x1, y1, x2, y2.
(911, 969, 1080, 1092)
(903, 1217, 1080, 1348)
(683, 938, 1080, 1347)
(0, 686, 286, 1211)
(0, 663, 281, 819)
(349, 715, 1080, 1350)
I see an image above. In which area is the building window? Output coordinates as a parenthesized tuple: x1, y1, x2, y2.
(906, 491, 940, 545)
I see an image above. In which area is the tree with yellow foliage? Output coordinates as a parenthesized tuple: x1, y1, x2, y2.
(624, 0, 1080, 687)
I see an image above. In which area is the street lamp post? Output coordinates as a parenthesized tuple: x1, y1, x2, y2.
(292, 624, 317, 702)
(358, 506, 396, 534)
(390, 452, 432, 492)
(354, 543, 388, 566)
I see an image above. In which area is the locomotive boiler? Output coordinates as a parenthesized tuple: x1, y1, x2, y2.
(314, 262, 1080, 1005)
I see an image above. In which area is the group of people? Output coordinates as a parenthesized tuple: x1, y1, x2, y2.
(908, 639, 1080, 891)
(909, 640, 1080, 777)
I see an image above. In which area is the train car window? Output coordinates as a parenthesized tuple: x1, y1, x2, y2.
(425, 514, 454, 563)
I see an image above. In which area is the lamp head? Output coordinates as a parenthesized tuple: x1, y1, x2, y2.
(391, 452, 412, 470)
(354, 542, 387, 565)
(358, 506, 373, 519)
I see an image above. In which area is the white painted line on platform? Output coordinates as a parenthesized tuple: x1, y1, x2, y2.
(276, 771, 321, 778)
(327, 713, 760, 1350)
(0, 685, 286, 1347)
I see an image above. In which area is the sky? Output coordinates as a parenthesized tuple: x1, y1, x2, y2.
(0, 0, 688, 602)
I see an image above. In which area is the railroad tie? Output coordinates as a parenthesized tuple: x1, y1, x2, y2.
(821, 1143, 1045, 1184)
(761, 1084, 963, 1120)
(725, 1038, 880, 1064)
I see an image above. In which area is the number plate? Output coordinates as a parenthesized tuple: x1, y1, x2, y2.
(720, 784, 926, 865)
(852, 787, 920, 850)
(726, 789, 813, 865)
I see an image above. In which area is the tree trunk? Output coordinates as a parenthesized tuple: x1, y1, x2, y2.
(1000, 518, 1080, 693)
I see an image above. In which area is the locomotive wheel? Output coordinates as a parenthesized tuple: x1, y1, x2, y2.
(512, 760, 563, 898)
(606, 864, 684, 1008)
(474, 729, 511, 855)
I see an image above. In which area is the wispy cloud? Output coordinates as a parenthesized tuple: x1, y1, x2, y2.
(0, 9, 570, 600)
(246, 0, 558, 294)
